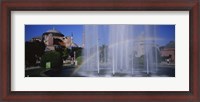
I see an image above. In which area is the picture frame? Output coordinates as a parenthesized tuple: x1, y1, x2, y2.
(0, 0, 199, 102)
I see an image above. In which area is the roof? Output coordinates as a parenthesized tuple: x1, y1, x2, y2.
(46, 29, 61, 33)
(43, 29, 64, 37)
(71, 42, 78, 47)
(165, 41, 175, 48)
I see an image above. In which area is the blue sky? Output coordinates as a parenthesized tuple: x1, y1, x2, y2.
(25, 25, 83, 45)
(25, 25, 175, 46)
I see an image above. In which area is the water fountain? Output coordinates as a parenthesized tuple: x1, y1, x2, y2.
(77, 25, 159, 77)
(109, 25, 134, 75)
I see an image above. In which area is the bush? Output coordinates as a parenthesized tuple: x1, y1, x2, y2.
(76, 56, 83, 65)
(40, 51, 63, 70)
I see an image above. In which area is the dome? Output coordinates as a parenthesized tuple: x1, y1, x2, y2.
(46, 29, 61, 33)
(43, 28, 64, 37)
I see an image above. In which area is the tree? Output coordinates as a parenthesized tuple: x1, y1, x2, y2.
(62, 48, 71, 60)
(70, 47, 83, 58)
(40, 51, 63, 70)
(25, 41, 45, 67)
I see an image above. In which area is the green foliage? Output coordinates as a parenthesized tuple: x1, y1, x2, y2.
(40, 51, 63, 70)
(62, 48, 71, 60)
(71, 47, 83, 58)
(55, 45, 65, 54)
(25, 41, 45, 67)
(76, 56, 83, 65)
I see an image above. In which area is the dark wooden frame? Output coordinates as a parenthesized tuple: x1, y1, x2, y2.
(0, 0, 199, 102)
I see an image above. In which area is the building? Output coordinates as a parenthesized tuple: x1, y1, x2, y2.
(160, 48, 175, 59)
(30, 36, 42, 42)
(160, 41, 175, 63)
(63, 36, 78, 48)
(42, 28, 78, 51)
(134, 35, 160, 58)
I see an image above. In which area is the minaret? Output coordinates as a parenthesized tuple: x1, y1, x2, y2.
(71, 32, 73, 46)
(82, 31, 85, 48)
